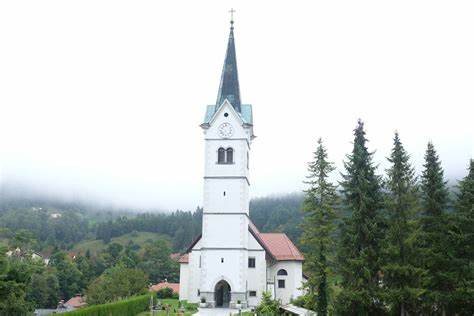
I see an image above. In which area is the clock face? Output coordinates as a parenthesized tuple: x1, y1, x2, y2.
(218, 122, 233, 138)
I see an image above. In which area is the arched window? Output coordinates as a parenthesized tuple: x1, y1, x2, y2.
(226, 148, 233, 164)
(218, 148, 226, 164)
(277, 269, 288, 276)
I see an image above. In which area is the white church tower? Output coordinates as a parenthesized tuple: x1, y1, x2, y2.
(198, 15, 254, 307)
(178, 15, 304, 309)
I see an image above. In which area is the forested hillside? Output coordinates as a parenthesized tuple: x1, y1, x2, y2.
(0, 192, 304, 314)
(0, 193, 303, 253)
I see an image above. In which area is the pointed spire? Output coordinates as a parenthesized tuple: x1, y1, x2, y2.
(216, 10, 241, 112)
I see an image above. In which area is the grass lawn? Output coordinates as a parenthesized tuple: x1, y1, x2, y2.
(136, 299, 198, 316)
(0, 238, 8, 248)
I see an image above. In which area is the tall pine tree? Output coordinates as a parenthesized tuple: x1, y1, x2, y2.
(301, 138, 338, 315)
(336, 120, 386, 315)
(419, 142, 450, 314)
(382, 132, 425, 315)
(448, 159, 474, 314)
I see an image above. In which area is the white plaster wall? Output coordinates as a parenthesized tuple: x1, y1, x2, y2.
(186, 250, 202, 303)
(201, 213, 248, 248)
(246, 232, 266, 307)
(179, 263, 189, 301)
(199, 249, 248, 294)
(204, 140, 249, 178)
(203, 179, 249, 214)
(269, 261, 303, 305)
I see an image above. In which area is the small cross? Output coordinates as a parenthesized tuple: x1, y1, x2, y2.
(229, 8, 236, 23)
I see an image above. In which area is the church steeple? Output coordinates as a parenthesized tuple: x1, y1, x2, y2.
(216, 12, 241, 113)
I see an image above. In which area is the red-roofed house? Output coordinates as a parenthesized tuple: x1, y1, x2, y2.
(150, 281, 180, 294)
(177, 17, 304, 309)
(64, 295, 86, 309)
(170, 253, 181, 261)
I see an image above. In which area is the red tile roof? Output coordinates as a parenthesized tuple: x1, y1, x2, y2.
(65, 295, 86, 309)
(178, 253, 189, 263)
(170, 253, 181, 261)
(150, 282, 180, 293)
(179, 221, 303, 262)
(259, 233, 304, 261)
(249, 221, 304, 261)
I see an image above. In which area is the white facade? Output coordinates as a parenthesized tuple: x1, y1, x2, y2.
(178, 20, 304, 308)
(178, 99, 304, 308)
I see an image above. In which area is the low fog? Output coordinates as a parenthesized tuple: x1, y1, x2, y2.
(1, 1, 472, 210)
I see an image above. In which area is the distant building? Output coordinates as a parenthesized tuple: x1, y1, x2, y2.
(170, 253, 182, 261)
(150, 281, 180, 294)
(64, 295, 86, 309)
(67, 252, 77, 260)
(5, 248, 50, 265)
(178, 16, 304, 309)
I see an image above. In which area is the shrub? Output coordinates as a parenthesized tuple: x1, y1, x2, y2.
(63, 294, 152, 316)
(156, 287, 174, 299)
(86, 265, 148, 305)
(255, 291, 280, 315)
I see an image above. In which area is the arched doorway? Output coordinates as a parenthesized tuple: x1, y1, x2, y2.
(214, 280, 231, 307)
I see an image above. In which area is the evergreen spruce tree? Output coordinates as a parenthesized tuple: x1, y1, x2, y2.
(448, 159, 474, 314)
(336, 120, 386, 315)
(301, 138, 338, 315)
(419, 142, 450, 314)
(382, 132, 425, 315)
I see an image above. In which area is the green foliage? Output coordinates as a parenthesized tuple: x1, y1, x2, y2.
(255, 291, 281, 315)
(336, 120, 386, 315)
(381, 132, 426, 315)
(96, 209, 203, 251)
(72, 232, 167, 258)
(86, 264, 148, 305)
(250, 194, 304, 245)
(0, 251, 34, 315)
(156, 287, 177, 299)
(0, 207, 90, 249)
(49, 250, 83, 299)
(301, 138, 338, 315)
(419, 142, 452, 314)
(137, 240, 179, 284)
(26, 269, 60, 308)
(63, 294, 152, 316)
(0, 280, 32, 316)
(446, 159, 474, 314)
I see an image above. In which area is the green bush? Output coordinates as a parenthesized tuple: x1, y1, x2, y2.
(156, 287, 174, 299)
(255, 291, 281, 315)
(63, 294, 152, 316)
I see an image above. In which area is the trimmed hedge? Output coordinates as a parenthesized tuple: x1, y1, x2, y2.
(63, 294, 152, 316)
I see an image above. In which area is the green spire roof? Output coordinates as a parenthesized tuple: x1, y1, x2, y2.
(216, 19, 241, 112)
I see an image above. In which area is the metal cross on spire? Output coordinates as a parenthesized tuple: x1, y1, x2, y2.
(229, 8, 236, 25)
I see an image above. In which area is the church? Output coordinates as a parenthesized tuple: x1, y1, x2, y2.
(178, 17, 304, 309)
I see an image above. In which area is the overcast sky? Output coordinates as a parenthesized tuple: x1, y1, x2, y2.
(0, 1, 472, 211)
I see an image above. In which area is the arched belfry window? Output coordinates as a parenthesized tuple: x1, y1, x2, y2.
(218, 148, 226, 164)
(277, 269, 288, 276)
(217, 147, 234, 164)
(226, 148, 233, 164)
